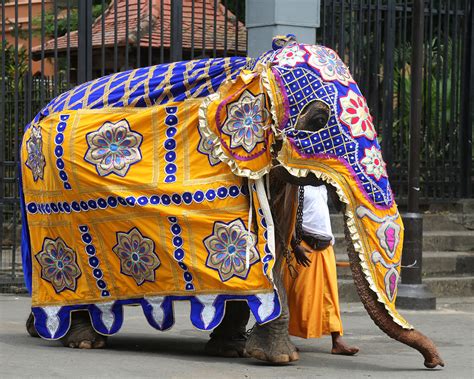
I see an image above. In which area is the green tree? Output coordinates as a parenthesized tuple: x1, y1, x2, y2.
(1, 40, 28, 83)
(31, 1, 111, 38)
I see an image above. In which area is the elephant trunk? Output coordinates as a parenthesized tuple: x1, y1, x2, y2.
(344, 214, 445, 369)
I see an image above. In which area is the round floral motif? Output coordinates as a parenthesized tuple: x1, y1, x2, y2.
(304, 45, 354, 86)
(84, 119, 143, 177)
(361, 146, 387, 180)
(25, 126, 46, 182)
(339, 89, 376, 140)
(221, 90, 269, 153)
(112, 227, 160, 285)
(204, 219, 259, 282)
(274, 44, 307, 67)
(35, 237, 81, 293)
(197, 130, 221, 166)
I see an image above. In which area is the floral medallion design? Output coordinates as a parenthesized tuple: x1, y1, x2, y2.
(376, 219, 401, 259)
(339, 89, 376, 140)
(25, 126, 46, 182)
(304, 45, 354, 86)
(361, 146, 387, 180)
(84, 119, 143, 177)
(112, 227, 160, 285)
(221, 90, 269, 153)
(35, 237, 81, 293)
(384, 267, 399, 302)
(371, 251, 400, 302)
(274, 44, 307, 67)
(356, 206, 401, 260)
(197, 129, 221, 166)
(204, 218, 259, 282)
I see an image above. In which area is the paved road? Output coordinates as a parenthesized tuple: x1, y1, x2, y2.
(1, 295, 473, 378)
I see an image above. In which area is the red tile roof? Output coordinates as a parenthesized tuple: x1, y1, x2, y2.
(34, 0, 247, 55)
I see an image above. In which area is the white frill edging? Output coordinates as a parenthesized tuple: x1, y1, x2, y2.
(32, 290, 281, 339)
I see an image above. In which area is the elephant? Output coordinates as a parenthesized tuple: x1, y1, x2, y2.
(20, 35, 444, 368)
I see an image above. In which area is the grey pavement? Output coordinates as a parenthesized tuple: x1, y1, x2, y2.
(0, 295, 473, 379)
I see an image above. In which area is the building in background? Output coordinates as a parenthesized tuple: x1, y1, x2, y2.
(2, 0, 54, 75)
(34, 0, 246, 78)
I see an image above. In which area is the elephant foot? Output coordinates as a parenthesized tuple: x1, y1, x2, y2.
(60, 311, 107, 349)
(205, 333, 248, 358)
(205, 300, 250, 358)
(26, 312, 39, 338)
(246, 323, 299, 364)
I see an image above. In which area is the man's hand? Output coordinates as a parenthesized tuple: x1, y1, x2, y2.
(293, 244, 312, 267)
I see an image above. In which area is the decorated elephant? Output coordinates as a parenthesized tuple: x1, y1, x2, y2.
(21, 35, 443, 368)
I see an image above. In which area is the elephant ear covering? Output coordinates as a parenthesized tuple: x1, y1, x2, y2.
(198, 69, 279, 179)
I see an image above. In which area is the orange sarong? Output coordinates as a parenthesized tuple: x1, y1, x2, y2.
(283, 242, 343, 338)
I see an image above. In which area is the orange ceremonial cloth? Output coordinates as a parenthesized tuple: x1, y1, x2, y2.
(283, 242, 343, 338)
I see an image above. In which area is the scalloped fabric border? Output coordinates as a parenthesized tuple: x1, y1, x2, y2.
(32, 290, 281, 340)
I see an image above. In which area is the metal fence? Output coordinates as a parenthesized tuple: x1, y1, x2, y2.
(319, 0, 473, 202)
(0, 0, 472, 288)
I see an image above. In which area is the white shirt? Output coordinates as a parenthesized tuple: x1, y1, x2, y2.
(301, 185, 335, 245)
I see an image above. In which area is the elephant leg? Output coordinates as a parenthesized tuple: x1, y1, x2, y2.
(26, 312, 39, 338)
(205, 300, 250, 357)
(245, 266, 299, 364)
(60, 311, 107, 349)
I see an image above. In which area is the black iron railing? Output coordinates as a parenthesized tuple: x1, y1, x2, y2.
(319, 0, 473, 201)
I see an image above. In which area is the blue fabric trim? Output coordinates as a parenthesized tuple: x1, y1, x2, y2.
(32, 290, 281, 339)
(27, 57, 248, 129)
(19, 150, 32, 294)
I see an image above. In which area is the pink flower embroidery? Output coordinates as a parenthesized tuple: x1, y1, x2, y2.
(304, 45, 354, 86)
(339, 90, 376, 140)
(361, 146, 387, 180)
(274, 45, 306, 67)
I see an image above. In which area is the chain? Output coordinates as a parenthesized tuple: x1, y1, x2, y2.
(284, 247, 299, 279)
(295, 186, 305, 246)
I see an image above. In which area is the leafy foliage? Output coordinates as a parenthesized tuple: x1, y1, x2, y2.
(30, 1, 110, 38)
(1, 40, 28, 84)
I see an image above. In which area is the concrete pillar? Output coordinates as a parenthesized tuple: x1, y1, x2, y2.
(246, 0, 320, 58)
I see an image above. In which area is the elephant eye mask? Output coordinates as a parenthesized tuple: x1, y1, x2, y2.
(20, 57, 281, 339)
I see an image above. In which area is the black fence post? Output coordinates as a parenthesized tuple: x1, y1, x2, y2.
(381, 1, 395, 176)
(78, 0, 93, 83)
(397, 0, 436, 310)
(460, 1, 473, 198)
(170, 0, 183, 62)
